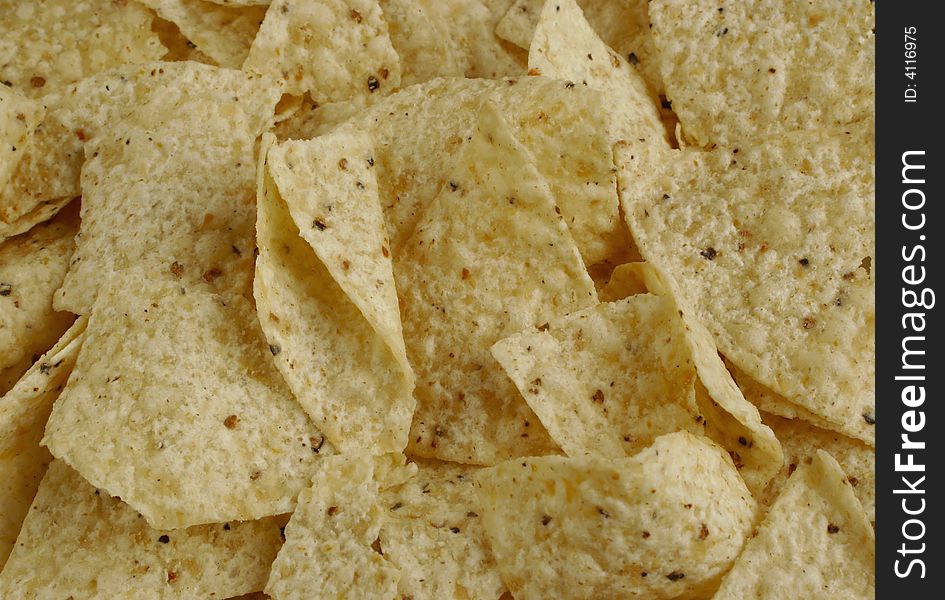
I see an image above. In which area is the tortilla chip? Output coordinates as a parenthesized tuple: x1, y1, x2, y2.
(43, 275, 330, 529)
(475, 432, 755, 599)
(496, 0, 662, 92)
(245, 0, 401, 102)
(617, 126, 874, 445)
(379, 0, 466, 86)
(151, 16, 219, 64)
(256, 130, 415, 453)
(527, 0, 665, 146)
(491, 295, 703, 459)
(379, 459, 507, 599)
(398, 102, 596, 464)
(714, 450, 874, 599)
(0, 0, 164, 102)
(650, 0, 874, 147)
(281, 77, 624, 268)
(760, 412, 874, 523)
(0, 461, 287, 599)
(0, 198, 74, 245)
(139, 0, 267, 68)
(599, 262, 649, 302)
(0, 318, 86, 569)
(54, 74, 281, 315)
(0, 201, 78, 374)
(0, 86, 44, 195)
(265, 453, 402, 600)
(1, 61, 280, 226)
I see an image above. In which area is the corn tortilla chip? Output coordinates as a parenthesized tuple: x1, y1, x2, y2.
(496, 0, 662, 93)
(0, 201, 78, 375)
(398, 103, 597, 464)
(491, 295, 703, 459)
(379, 459, 506, 599)
(713, 450, 874, 599)
(599, 261, 649, 302)
(0, 198, 74, 246)
(0, 86, 44, 197)
(44, 276, 330, 529)
(379, 0, 466, 86)
(245, 0, 401, 102)
(54, 77, 281, 315)
(139, 0, 267, 68)
(475, 432, 755, 599)
(759, 412, 874, 523)
(265, 453, 402, 600)
(1, 62, 280, 225)
(617, 127, 874, 445)
(650, 0, 874, 147)
(281, 77, 626, 268)
(0, 318, 86, 569)
(0, 461, 288, 599)
(151, 16, 220, 64)
(0, 0, 164, 102)
(256, 130, 415, 453)
(527, 0, 665, 146)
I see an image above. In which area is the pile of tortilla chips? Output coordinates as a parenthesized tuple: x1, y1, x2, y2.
(0, 0, 874, 598)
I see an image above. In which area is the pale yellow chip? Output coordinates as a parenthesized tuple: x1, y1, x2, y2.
(475, 432, 755, 599)
(617, 126, 874, 445)
(379, 0, 466, 86)
(139, 0, 267, 68)
(759, 412, 874, 523)
(491, 295, 703, 459)
(1, 61, 280, 226)
(265, 453, 402, 600)
(0, 86, 44, 197)
(527, 0, 665, 146)
(0, 0, 164, 102)
(378, 459, 507, 599)
(278, 77, 626, 268)
(714, 450, 874, 599)
(54, 75, 281, 315)
(398, 103, 597, 464)
(496, 0, 662, 92)
(245, 0, 401, 102)
(650, 0, 874, 147)
(256, 130, 415, 453)
(44, 275, 330, 530)
(0, 461, 287, 599)
(0, 318, 86, 569)
(0, 198, 73, 245)
(598, 261, 649, 302)
(151, 16, 220, 64)
(0, 202, 78, 374)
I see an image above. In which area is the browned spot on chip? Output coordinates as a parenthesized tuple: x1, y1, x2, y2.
(223, 415, 239, 429)
(202, 268, 222, 282)
(591, 389, 605, 403)
(327, 506, 338, 516)
(30, 76, 46, 88)
(528, 68, 542, 76)
(350, 9, 362, 22)
(699, 523, 709, 540)
(338, 157, 348, 170)
(461, 268, 470, 280)
(170, 261, 184, 278)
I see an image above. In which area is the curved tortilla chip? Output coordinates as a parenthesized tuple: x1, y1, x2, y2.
(475, 432, 755, 599)
(257, 130, 415, 453)
(44, 275, 330, 529)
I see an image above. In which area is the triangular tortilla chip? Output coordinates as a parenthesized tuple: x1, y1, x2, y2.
(759, 412, 874, 523)
(54, 73, 281, 315)
(0, 201, 78, 374)
(282, 76, 625, 268)
(379, 459, 507, 600)
(397, 102, 597, 464)
(140, 0, 267, 68)
(617, 126, 874, 445)
(43, 275, 330, 529)
(0, 0, 163, 103)
(256, 129, 415, 453)
(527, 0, 665, 146)
(496, 0, 662, 93)
(649, 0, 874, 146)
(475, 432, 755, 599)
(0, 318, 86, 569)
(0, 461, 287, 599)
(713, 451, 874, 599)
(245, 0, 401, 102)
(491, 295, 704, 459)
(379, 0, 466, 86)
(265, 453, 403, 600)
